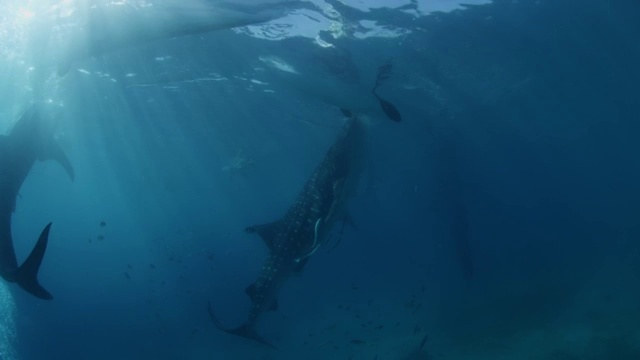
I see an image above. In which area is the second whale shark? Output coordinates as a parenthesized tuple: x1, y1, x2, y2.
(208, 112, 367, 348)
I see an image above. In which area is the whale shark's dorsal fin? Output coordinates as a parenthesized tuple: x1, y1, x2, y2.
(245, 220, 282, 250)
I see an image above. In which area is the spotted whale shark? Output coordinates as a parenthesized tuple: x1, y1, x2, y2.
(208, 112, 367, 348)
(0, 105, 74, 299)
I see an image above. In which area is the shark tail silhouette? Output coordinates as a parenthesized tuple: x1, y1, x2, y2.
(15, 223, 53, 300)
(371, 61, 403, 122)
(207, 301, 277, 349)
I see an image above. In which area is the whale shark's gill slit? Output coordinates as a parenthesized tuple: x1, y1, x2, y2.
(295, 218, 323, 263)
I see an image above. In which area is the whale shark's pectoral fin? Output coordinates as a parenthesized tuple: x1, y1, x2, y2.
(293, 257, 309, 273)
(15, 223, 54, 300)
(40, 139, 75, 182)
(245, 220, 282, 250)
(207, 301, 277, 349)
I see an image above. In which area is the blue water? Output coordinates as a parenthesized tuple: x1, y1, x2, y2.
(1, 0, 639, 359)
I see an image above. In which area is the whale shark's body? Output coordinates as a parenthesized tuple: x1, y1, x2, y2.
(208, 113, 367, 347)
(50, 0, 299, 75)
(0, 105, 74, 299)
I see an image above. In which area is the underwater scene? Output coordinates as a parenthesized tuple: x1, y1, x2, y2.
(0, 0, 639, 359)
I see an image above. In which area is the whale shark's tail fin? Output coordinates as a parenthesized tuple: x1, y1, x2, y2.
(15, 223, 53, 300)
(207, 302, 277, 349)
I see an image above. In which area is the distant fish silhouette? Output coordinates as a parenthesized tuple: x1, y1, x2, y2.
(373, 93, 402, 123)
(419, 334, 429, 349)
(372, 62, 402, 122)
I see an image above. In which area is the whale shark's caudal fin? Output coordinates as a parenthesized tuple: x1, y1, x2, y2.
(207, 302, 277, 349)
(15, 223, 53, 300)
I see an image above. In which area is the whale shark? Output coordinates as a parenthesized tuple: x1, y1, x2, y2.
(50, 0, 300, 75)
(0, 105, 74, 299)
(208, 112, 367, 348)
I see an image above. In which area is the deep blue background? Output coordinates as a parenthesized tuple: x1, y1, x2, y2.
(2, 0, 639, 359)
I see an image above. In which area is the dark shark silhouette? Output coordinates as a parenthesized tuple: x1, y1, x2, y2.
(208, 113, 367, 348)
(372, 62, 402, 122)
(0, 105, 74, 299)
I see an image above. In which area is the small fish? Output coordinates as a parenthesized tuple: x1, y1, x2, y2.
(149, 264, 156, 269)
(97, 235, 105, 241)
(350, 339, 366, 345)
(127, 264, 132, 269)
(412, 304, 422, 314)
(376, 96, 402, 122)
(340, 108, 353, 118)
(371, 61, 402, 122)
(99, 221, 106, 227)
(323, 324, 337, 331)
(124, 272, 131, 280)
(419, 334, 429, 349)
